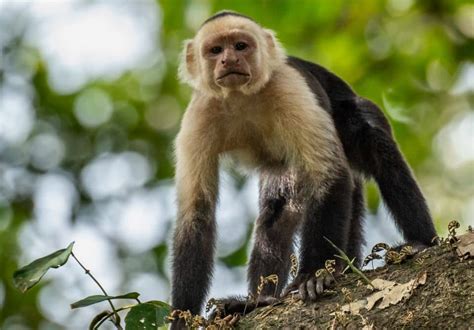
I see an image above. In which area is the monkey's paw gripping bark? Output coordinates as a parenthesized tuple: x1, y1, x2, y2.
(282, 272, 334, 301)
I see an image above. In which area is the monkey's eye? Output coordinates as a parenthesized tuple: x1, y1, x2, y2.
(235, 42, 248, 51)
(210, 46, 223, 54)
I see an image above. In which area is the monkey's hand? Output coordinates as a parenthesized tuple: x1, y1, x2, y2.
(281, 272, 335, 301)
(208, 295, 280, 319)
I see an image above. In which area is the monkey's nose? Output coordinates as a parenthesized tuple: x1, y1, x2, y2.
(222, 58, 239, 67)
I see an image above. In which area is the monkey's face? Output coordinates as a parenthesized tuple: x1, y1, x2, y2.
(201, 30, 256, 89)
(179, 16, 286, 97)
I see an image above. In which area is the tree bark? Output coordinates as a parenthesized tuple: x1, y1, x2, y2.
(237, 233, 474, 329)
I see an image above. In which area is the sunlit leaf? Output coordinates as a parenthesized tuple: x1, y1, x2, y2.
(125, 301, 171, 329)
(71, 292, 140, 309)
(13, 242, 75, 293)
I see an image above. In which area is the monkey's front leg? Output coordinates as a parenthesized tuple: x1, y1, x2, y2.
(171, 142, 219, 328)
(209, 172, 301, 318)
(248, 171, 301, 297)
(171, 200, 216, 314)
(283, 171, 353, 301)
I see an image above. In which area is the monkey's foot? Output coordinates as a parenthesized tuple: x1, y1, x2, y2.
(383, 241, 431, 264)
(282, 272, 334, 301)
(395, 241, 432, 253)
(208, 295, 279, 319)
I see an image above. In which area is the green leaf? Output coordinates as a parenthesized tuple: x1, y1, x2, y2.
(71, 292, 140, 309)
(13, 242, 75, 293)
(89, 311, 111, 330)
(125, 301, 171, 329)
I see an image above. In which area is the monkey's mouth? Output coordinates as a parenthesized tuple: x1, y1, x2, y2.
(217, 71, 250, 80)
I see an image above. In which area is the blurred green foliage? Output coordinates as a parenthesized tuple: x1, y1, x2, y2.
(0, 0, 472, 327)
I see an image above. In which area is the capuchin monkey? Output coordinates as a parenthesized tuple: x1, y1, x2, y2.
(171, 10, 437, 325)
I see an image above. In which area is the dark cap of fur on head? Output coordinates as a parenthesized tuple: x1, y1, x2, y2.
(201, 10, 254, 26)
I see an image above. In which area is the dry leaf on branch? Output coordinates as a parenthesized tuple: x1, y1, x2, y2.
(338, 272, 427, 315)
(456, 233, 474, 259)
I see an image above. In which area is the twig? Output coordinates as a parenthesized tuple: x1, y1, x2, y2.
(71, 252, 123, 329)
(324, 237, 374, 288)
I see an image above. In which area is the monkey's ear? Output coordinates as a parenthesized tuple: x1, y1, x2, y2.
(178, 39, 199, 87)
(263, 29, 277, 48)
(262, 29, 286, 66)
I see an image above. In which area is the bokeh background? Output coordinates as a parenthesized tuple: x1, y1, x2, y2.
(0, 0, 472, 328)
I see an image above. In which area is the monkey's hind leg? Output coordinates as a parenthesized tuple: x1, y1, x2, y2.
(346, 178, 365, 267)
(355, 98, 437, 247)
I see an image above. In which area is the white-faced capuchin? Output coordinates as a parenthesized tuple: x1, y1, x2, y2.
(171, 10, 437, 326)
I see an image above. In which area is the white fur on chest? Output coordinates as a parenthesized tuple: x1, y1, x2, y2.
(212, 64, 345, 177)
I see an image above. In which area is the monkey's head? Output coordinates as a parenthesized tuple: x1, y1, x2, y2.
(178, 11, 286, 97)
